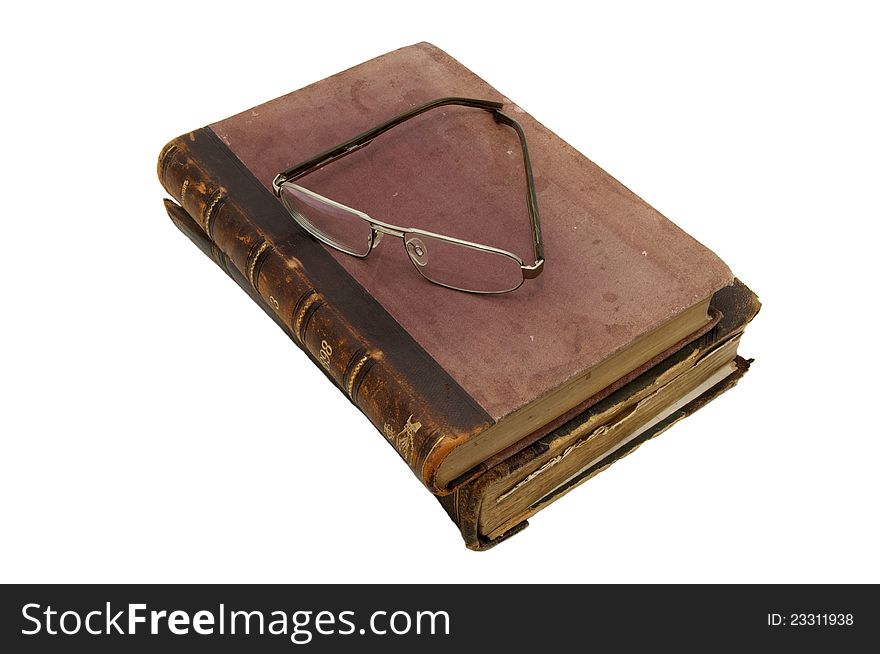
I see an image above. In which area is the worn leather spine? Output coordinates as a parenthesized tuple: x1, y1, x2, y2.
(159, 132, 493, 495)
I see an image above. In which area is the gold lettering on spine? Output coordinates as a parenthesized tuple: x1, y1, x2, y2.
(382, 414, 422, 465)
(180, 178, 189, 204)
(318, 340, 333, 371)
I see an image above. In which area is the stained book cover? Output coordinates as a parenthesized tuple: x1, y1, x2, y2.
(158, 42, 735, 494)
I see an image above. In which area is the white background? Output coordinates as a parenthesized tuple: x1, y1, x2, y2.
(2, 1, 878, 583)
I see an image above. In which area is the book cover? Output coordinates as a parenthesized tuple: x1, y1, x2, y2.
(158, 42, 735, 494)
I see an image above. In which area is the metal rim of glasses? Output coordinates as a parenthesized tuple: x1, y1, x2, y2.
(279, 182, 526, 294)
(272, 97, 544, 294)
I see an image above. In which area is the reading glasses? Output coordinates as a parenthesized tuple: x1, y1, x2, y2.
(272, 97, 544, 294)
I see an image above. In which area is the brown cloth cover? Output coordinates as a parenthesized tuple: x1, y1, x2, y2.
(159, 43, 735, 494)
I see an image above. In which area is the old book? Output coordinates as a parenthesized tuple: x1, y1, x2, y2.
(163, 198, 757, 548)
(158, 42, 736, 495)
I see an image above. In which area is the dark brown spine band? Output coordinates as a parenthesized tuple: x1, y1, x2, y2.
(158, 130, 492, 495)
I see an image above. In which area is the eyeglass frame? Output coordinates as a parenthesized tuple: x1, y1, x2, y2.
(271, 97, 544, 293)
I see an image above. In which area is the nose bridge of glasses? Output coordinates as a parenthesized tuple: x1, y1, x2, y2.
(371, 222, 406, 238)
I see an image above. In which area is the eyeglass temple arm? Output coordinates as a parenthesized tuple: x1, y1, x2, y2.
(491, 110, 544, 277)
(272, 96, 544, 277)
(272, 97, 502, 190)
